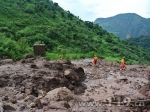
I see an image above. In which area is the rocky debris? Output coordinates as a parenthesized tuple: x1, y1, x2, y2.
(0, 57, 87, 111)
(0, 58, 150, 111)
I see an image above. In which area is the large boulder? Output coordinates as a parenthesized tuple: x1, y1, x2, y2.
(64, 69, 79, 81)
(45, 87, 83, 102)
(74, 67, 86, 81)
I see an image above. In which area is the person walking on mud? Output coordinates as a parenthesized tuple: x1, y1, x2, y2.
(121, 57, 126, 70)
(93, 55, 99, 66)
(59, 55, 62, 60)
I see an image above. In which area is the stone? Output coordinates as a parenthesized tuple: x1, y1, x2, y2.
(64, 69, 79, 81)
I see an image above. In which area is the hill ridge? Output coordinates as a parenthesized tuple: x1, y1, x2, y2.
(94, 13, 150, 39)
(0, 0, 150, 65)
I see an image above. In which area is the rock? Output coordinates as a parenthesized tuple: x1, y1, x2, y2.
(43, 61, 64, 70)
(74, 86, 86, 94)
(30, 63, 39, 69)
(25, 95, 36, 102)
(9, 96, 17, 104)
(25, 54, 35, 59)
(3, 103, 16, 111)
(48, 105, 66, 110)
(68, 84, 74, 90)
(2, 96, 8, 101)
(63, 64, 72, 69)
(25, 88, 32, 95)
(34, 98, 43, 109)
(38, 90, 47, 97)
(139, 83, 150, 96)
(29, 102, 36, 108)
(45, 87, 83, 102)
(61, 101, 70, 109)
(16, 94, 25, 100)
(0, 102, 3, 107)
(64, 69, 79, 81)
(0, 59, 13, 65)
(0, 99, 4, 112)
(74, 67, 86, 81)
(16, 104, 27, 111)
(21, 58, 35, 63)
(58, 60, 72, 65)
(42, 61, 50, 68)
(41, 98, 49, 106)
(24, 95, 43, 109)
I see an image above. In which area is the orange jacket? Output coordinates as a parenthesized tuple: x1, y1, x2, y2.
(94, 56, 98, 61)
(59, 56, 62, 60)
(121, 59, 125, 64)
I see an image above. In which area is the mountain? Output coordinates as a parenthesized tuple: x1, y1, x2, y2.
(0, 0, 150, 65)
(94, 13, 150, 39)
(127, 35, 150, 52)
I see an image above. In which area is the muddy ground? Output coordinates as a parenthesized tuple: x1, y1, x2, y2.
(0, 56, 150, 112)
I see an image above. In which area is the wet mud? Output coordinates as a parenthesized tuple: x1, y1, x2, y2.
(0, 57, 150, 112)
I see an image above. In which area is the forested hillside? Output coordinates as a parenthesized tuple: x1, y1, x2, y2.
(127, 35, 150, 52)
(0, 0, 150, 65)
(94, 13, 150, 39)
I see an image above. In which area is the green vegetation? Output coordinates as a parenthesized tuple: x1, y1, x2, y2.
(94, 13, 150, 39)
(127, 35, 150, 52)
(0, 0, 150, 65)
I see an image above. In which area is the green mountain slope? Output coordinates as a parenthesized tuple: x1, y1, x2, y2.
(94, 13, 150, 39)
(0, 0, 150, 65)
(127, 35, 150, 52)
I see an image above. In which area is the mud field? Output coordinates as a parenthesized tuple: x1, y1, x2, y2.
(0, 56, 150, 112)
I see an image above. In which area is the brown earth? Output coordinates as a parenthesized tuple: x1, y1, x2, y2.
(0, 57, 150, 112)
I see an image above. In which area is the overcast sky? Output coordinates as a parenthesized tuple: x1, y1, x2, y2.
(52, 0, 150, 21)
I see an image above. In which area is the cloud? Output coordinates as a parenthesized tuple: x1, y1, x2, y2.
(52, 0, 150, 21)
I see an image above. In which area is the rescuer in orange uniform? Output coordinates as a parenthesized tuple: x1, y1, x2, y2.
(93, 55, 99, 66)
(121, 57, 126, 70)
(59, 55, 62, 60)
